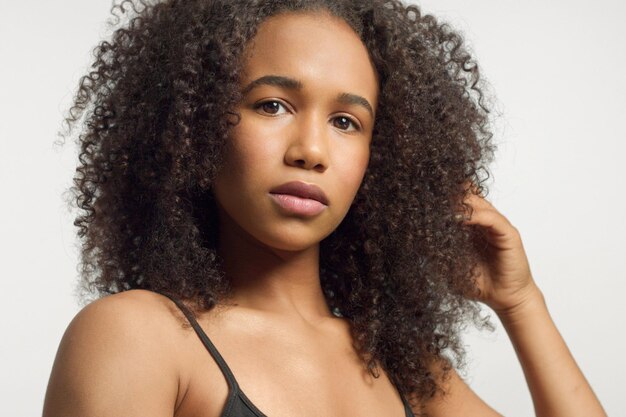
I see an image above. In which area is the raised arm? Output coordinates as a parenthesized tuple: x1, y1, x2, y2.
(422, 186, 606, 417)
(496, 284, 606, 417)
(42, 291, 181, 417)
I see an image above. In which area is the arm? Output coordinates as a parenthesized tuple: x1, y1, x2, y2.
(42, 292, 180, 417)
(422, 185, 606, 416)
(496, 284, 606, 417)
(421, 287, 607, 417)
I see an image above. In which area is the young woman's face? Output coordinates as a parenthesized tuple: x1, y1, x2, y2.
(213, 11, 379, 252)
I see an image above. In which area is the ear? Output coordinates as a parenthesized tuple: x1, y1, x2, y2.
(225, 110, 240, 126)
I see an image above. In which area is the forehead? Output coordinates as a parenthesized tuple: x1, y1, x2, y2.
(239, 12, 379, 107)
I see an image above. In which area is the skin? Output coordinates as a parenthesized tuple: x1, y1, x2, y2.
(42, 11, 607, 417)
(211, 11, 378, 326)
(435, 187, 608, 417)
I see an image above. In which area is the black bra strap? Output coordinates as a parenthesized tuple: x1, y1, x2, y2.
(158, 291, 240, 391)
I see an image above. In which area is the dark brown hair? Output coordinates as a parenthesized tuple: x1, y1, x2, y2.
(59, 0, 497, 413)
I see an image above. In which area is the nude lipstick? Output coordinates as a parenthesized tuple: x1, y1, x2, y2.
(269, 181, 329, 216)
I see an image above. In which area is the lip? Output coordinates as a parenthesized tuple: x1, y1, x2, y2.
(269, 181, 329, 205)
(269, 193, 327, 216)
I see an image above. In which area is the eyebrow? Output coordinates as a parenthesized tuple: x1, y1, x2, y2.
(240, 74, 375, 118)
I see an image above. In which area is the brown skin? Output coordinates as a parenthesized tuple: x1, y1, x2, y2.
(43, 7, 607, 417)
(51, 0, 502, 409)
(43, 12, 465, 417)
(441, 188, 608, 417)
(212, 12, 377, 324)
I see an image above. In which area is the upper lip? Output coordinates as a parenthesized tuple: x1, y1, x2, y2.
(269, 181, 329, 205)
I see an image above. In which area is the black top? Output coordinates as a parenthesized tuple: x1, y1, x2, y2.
(159, 292, 416, 417)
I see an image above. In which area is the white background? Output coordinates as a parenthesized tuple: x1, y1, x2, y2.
(1, 0, 624, 415)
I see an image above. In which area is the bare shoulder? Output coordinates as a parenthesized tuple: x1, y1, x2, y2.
(417, 358, 504, 417)
(43, 289, 186, 417)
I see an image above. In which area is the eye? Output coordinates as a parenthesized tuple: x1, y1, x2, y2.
(332, 115, 360, 132)
(253, 100, 361, 132)
(254, 100, 288, 116)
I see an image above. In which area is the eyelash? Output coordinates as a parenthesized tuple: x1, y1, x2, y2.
(253, 100, 361, 132)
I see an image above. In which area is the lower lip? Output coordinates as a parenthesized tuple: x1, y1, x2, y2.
(269, 193, 327, 216)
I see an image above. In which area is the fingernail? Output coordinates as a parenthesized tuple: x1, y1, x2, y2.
(454, 213, 471, 222)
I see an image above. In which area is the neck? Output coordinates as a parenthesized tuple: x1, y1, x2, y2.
(216, 208, 334, 325)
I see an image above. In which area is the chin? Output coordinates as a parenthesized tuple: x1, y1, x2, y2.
(257, 229, 324, 253)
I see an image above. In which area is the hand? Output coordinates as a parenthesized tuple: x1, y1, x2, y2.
(456, 183, 541, 315)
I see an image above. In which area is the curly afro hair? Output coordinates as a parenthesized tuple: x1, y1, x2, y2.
(59, 0, 498, 413)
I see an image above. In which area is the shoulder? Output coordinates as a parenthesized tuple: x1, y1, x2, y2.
(64, 289, 186, 350)
(75, 288, 181, 325)
(43, 289, 187, 417)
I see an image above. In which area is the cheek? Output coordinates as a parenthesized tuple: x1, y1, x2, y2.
(221, 124, 280, 185)
(332, 145, 370, 203)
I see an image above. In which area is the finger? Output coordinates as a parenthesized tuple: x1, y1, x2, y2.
(463, 192, 494, 209)
(454, 193, 494, 222)
(461, 206, 515, 239)
(461, 180, 485, 197)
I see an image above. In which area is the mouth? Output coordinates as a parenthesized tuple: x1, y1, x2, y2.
(269, 181, 329, 205)
(269, 180, 329, 217)
(268, 193, 327, 216)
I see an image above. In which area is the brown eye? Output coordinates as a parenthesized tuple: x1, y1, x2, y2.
(254, 100, 360, 132)
(254, 100, 286, 115)
(333, 115, 359, 132)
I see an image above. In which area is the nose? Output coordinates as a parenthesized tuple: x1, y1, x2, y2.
(284, 111, 329, 172)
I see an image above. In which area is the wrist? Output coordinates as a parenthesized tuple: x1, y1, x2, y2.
(494, 283, 547, 326)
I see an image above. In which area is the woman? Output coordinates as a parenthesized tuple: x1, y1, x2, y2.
(43, 0, 607, 416)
